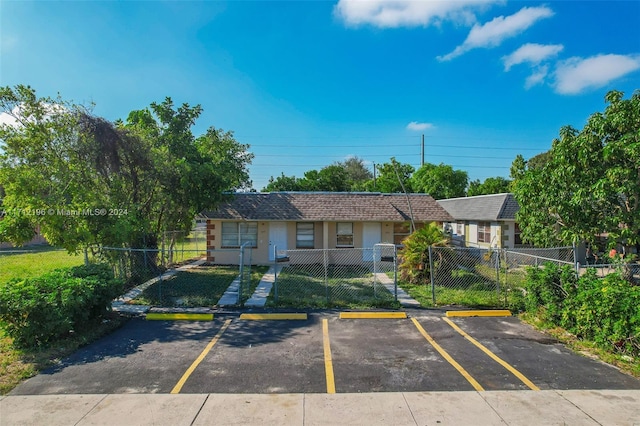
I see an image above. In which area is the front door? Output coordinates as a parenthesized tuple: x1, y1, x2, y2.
(362, 222, 382, 261)
(269, 222, 288, 261)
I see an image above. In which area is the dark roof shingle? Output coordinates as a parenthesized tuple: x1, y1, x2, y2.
(437, 193, 519, 221)
(202, 192, 453, 222)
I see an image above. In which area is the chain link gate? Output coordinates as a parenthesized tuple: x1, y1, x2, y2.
(272, 245, 398, 308)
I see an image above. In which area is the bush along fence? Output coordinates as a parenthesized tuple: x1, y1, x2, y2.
(523, 262, 640, 358)
(0, 263, 123, 347)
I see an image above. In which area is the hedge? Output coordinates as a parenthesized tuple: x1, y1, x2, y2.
(524, 263, 640, 357)
(0, 263, 123, 347)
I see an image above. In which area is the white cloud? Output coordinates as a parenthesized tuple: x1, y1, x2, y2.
(406, 121, 434, 131)
(503, 43, 564, 71)
(553, 54, 640, 95)
(524, 65, 548, 89)
(0, 107, 21, 128)
(438, 6, 554, 61)
(334, 0, 500, 28)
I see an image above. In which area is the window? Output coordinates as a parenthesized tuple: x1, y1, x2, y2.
(221, 222, 258, 248)
(296, 222, 314, 248)
(514, 223, 523, 245)
(456, 223, 464, 235)
(477, 222, 491, 243)
(336, 222, 354, 247)
(393, 222, 411, 245)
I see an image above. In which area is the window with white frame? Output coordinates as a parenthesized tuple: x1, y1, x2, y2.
(221, 222, 258, 248)
(296, 222, 314, 248)
(336, 222, 354, 247)
(477, 222, 491, 243)
(456, 223, 464, 235)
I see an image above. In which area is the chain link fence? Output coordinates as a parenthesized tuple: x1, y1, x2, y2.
(271, 244, 399, 308)
(428, 246, 575, 308)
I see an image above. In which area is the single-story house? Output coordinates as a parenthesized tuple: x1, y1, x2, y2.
(200, 192, 453, 264)
(437, 193, 525, 249)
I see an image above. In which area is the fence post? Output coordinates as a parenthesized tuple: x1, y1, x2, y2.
(239, 244, 245, 305)
(495, 249, 500, 294)
(324, 248, 329, 304)
(572, 242, 580, 278)
(273, 245, 278, 303)
(393, 244, 398, 302)
(428, 246, 436, 305)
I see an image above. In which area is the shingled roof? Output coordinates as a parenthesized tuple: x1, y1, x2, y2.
(201, 192, 453, 222)
(437, 193, 519, 221)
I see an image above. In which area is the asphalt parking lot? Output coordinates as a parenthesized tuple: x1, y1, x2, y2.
(10, 309, 640, 395)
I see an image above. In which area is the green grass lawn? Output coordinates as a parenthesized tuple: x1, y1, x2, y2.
(0, 246, 85, 282)
(267, 265, 399, 309)
(133, 265, 269, 307)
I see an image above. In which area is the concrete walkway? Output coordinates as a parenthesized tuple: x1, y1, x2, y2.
(2, 389, 638, 425)
(111, 259, 207, 314)
(245, 265, 283, 307)
(217, 275, 241, 306)
(374, 273, 421, 308)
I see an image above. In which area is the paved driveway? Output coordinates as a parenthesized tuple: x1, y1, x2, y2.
(10, 310, 640, 395)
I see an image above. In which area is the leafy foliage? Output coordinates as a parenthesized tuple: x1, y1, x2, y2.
(411, 162, 468, 199)
(399, 222, 450, 284)
(0, 85, 253, 258)
(523, 263, 640, 357)
(511, 90, 640, 252)
(262, 156, 372, 192)
(467, 176, 511, 197)
(0, 264, 123, 347)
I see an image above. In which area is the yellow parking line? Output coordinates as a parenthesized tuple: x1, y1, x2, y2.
(146, 313, 214, 321)
(240, 313, 308, 320)
(171, 318, 232, 394)
(339, 312, 407, 319)
(446, 310, 512, 317)
(322, 319, 336, 394)
(443, 317, 540, 391)
(411, 318, 484, 392)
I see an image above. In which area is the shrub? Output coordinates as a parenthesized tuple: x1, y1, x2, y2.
(0, 263, 123, 347)
(524, 262, 640, 357)
(399, 222, 450, 284)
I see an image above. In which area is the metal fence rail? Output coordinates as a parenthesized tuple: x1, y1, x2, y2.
(428, 246, 576, 308)
(272, 244, 398, 308)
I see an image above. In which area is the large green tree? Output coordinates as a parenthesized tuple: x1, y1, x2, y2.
(411, 162, 468, 199)
(467, 176, 511, 197)
(0, 85, 252, 256)
(511, 90, 640, 253)
(369, 158, 414, 193)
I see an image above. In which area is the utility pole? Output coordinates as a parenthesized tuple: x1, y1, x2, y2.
(373, 162, 377, 190)
(421, 134, 425, 166)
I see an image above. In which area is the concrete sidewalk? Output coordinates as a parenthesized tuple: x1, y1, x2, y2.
(2, 390, 639, 425)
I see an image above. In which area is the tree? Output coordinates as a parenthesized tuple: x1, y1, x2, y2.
(262, 173, 303, 192)
(338, 156, 372, 191)
(511, 90, 640, 256)
(398, 222, 450, 285)
(411, 162, 467, 199)
(368, 158, 414, 193)
(0, 85, 253, 260)
(299, 165, 350, 192)
(467, 176, 511, 197)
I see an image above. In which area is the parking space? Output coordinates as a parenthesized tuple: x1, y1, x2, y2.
(10, 310, 640, 396)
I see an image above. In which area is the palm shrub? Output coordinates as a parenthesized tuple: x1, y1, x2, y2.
(399, 222, 450, 284)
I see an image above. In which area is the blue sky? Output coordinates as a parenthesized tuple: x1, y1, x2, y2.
(1, 0, 639, 192)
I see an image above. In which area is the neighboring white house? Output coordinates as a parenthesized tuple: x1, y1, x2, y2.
(201, 192, 453, 265)
(437, 193, 525, 249)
